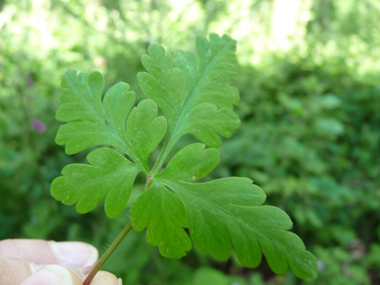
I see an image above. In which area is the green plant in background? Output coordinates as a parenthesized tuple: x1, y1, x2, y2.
(50, 34, 318, 283)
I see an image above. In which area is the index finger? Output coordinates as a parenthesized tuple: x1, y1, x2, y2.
(0, 239, 98, 274)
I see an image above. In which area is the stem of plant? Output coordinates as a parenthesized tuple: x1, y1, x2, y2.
(83, 221, 132, 285)
(83, 176, 153, 285)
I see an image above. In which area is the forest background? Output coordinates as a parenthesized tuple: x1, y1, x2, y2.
(1, 0, 380, 284)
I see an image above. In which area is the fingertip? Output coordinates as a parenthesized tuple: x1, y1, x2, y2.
(90, 271, 121, 285)
(48, 241, 98, 273)
(21, 265, 83, 285)
(0, 257, 32, 284)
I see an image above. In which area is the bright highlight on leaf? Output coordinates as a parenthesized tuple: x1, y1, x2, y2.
(51, 33, 318, 280)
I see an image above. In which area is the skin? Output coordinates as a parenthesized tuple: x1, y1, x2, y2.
(0, 239, 121, 285)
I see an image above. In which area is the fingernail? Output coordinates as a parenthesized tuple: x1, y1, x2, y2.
(21, 265, 74, 285)
(48, 241, 98, 272)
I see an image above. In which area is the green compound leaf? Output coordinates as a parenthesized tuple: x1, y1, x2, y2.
(138, 33, 240, 174)
(131, 143, 318, 279)
(52, 69, 167, 217)
(51, 148, 141, 218)
(55, 69, 166, 171)
(56, 70, 134, 156)
(51, 34, 317, 280)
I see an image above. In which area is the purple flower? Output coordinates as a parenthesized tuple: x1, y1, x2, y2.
(318, 261, 324, 271)
(32, 119, 46, 133)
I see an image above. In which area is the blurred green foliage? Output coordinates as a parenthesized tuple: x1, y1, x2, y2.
(1, 0, 379, 284)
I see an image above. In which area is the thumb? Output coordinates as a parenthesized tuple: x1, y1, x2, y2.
(0, 257, 121, 285)
(22, 267, 122, 285)
(0, 257, 31, 284)
(90, 271, 122, 285)
(21, 264, 83, 285)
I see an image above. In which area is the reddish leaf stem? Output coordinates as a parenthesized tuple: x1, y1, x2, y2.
(83, 221, 133, 285)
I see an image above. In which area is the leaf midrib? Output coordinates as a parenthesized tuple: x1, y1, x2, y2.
(160, 179, 306, 267)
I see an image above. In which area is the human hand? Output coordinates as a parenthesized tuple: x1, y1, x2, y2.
(0, 239, 122, 285)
